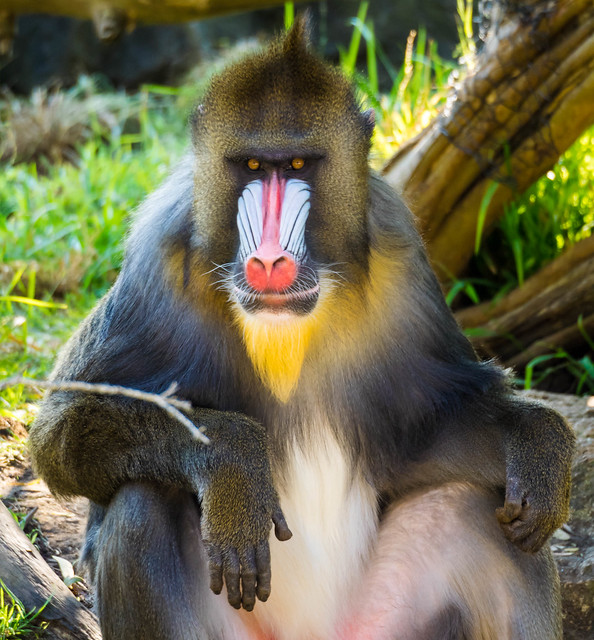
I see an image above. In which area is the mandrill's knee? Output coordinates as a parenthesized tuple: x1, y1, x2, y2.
(93, 483, 191, 586)
(92, 484, 212, 640)
(105, 483, 191, 544)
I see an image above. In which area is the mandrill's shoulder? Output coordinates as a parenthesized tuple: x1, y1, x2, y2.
(366, 172, 425, 253)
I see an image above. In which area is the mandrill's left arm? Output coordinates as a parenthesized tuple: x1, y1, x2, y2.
(394, 393, 575, 553)
(370, 176, 574, 552)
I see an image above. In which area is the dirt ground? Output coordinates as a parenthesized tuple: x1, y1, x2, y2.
(0, 416, 90, 601)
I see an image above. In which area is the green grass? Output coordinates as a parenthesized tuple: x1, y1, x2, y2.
(8, 508, 42, 546)
(340, 1, 455, 166)
(0, 83, 194, 412)
(0, 91, 189, 295)
(0, 288, 98, 416)
(0, 582, 49, 639)
(524, 351, 594, 395)
(468, 126, 594, 296)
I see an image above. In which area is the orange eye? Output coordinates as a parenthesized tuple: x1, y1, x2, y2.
(247, 158, 260, 171)
(291, 157, 305, 170)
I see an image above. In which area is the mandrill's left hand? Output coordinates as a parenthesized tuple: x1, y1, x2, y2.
(496, 403, 575, 553)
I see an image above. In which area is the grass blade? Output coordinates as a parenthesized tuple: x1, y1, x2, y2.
(475, 181, 499, 255)
(0, 295, 68, 309)
(341, 2, 369, 76)
(284, 2, 295, 30)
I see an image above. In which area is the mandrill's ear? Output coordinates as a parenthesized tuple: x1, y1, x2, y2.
(283, 11, 313, 54)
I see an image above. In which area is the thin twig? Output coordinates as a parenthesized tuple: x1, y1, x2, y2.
(0, 377, 210, 444)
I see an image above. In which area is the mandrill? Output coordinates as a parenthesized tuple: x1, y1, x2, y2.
(29, 17, 574, 640)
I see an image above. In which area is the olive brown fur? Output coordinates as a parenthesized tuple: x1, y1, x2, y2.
(29, 17, 574, 640)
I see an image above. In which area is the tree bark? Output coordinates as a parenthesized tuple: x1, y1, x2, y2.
(0, 502, 102, 640)
(383, 0, 594, 281)
(0, 0, 307, 23)
(461, 255, 594, 365)
(0, 0, 314, 43)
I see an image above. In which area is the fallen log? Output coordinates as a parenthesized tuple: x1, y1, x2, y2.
(0, 1, 313, 45)
(456, 235, 594, 328)
(469, 270, 594, 366)
(456, 242, 594, 368)
(0, 501, 102, 640)
(384, 0, 594, 281)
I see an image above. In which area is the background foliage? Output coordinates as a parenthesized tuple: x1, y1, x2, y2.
(1, 2, 593, 424)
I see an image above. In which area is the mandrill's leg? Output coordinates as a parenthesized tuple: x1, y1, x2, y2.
(340, 483, 561, 640)
(88, 483, 251, 640)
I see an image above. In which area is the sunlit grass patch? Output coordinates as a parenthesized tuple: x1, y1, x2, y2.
(469, 125, 594, 295)
(0, 581, 49, 640)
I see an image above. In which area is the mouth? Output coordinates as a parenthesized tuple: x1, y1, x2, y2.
(233, 284, 320, 315)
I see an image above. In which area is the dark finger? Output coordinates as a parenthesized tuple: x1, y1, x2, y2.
(272, 506, 292, 542)
(204, 543, 223, 595)
(223, 547, 241, 609)
(500, 514, 538, 544)
(496, 500, 523, 524)
(240, 547, 257, 611)
(255, 540, 272, 602)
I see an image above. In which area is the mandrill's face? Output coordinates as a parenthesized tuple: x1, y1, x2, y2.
(228, 153, 322, 318)
(190, 30, 373, 327)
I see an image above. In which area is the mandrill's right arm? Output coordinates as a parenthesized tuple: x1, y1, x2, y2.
(30, 387, 252, 507)
(28, 298, 291, 610)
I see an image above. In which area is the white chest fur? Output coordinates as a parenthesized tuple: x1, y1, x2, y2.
(250, 428, 379, 640)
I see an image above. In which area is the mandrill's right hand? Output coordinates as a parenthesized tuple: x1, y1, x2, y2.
(196, 411, 292, 611)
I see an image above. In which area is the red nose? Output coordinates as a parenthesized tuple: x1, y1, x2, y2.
(245, 250, 297, 292)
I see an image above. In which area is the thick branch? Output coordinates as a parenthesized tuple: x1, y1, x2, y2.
(0, 0, 315, 41)
(507, 312, 594, 369)
(456, 234, 594, 328)
(465, 256, 594, 364)
(0, 1, 310, 24)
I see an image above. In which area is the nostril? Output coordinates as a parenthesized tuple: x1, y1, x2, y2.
(245, 253, 297, 293)
(245, 256, 269, 292)
(251, 257, 266, 270)
(268, 256, 297, 291)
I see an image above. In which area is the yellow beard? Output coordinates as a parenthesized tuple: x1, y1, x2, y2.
(232, 251, 398, 403)
(236, 309, 320, 403)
